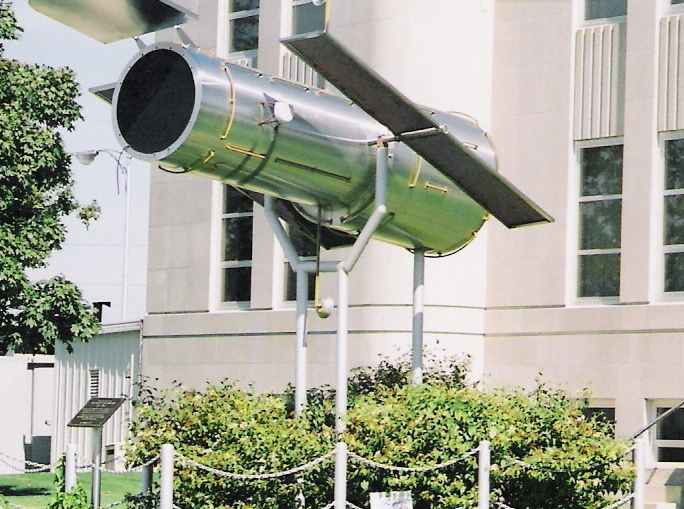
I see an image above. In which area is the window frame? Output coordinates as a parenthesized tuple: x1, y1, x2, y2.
(291, 0, 327, 36)
(227, 0, 260, 67)
(282, 225, 317, 302)
(581, 0, 627, 26)
(650, 400, 684, 465)
(659, 132, 684, 299)
(669, 0, 684, 15)
(581, 399, 617, 436)
(573, 139, 625, 303)
(219, 185, 254, 307)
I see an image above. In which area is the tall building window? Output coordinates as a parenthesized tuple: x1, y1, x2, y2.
(585, 0, 627, 20)
(292, 0, 326, 35)
(284, 226, 317, 301)
(663, 138, 684, 293)
(655, 406, 684, 462)
(282, 0, 325, 86)
(228, 0, 260, 67)
(581, 407, 616, 436)
(221, 186, 253, 303)
(577, 144, 624, 298)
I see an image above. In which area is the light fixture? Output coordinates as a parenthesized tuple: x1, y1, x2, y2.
(73, 148, 131, 194)
(71, 148, 134, 323)
(75, 150, 99, 166)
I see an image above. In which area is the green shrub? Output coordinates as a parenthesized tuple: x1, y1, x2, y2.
(126, 358, 633, 508)
(47, 455, 90, 509)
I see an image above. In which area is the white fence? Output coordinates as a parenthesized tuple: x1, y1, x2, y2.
(0, 438, 646, 509)
(158, 438, 645, 509)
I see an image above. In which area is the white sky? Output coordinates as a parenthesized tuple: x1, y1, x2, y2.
(5, 0, 152, 324)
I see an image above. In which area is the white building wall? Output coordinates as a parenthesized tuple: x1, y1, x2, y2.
(0, 355, 54, 475)
(52, 325, 141, 467)
(485, 0, 684, 455)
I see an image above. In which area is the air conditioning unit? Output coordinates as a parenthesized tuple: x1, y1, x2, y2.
(104, 442, 125, 472)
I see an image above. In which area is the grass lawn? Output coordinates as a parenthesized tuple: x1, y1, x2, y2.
(0, 471, 143, 508)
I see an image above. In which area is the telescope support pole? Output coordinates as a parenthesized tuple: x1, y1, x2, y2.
(295, 268, 309, 415)
(334, 142, 388, 509)
(412, 248, 425, 385)
(264, 195, 310, 415)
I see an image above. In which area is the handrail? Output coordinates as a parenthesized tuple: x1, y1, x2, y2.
(631, 399, 684, 440)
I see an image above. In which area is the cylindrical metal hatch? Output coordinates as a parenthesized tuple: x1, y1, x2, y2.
(112, 42, 494, 255)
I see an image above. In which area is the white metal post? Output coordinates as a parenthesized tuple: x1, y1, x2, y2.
(65, 443, 77, 493)
(334, 142, 388, 509)
(633, 437, 646, 509)
(412, 249, 425, 385)
(295, 268, 309, 415)
(334, 266, 349, 509)
(121, 161, 131, 321)
(160, 444, 174, 509)
(478, 441, 491, 509)
(91, 428, 102, 509)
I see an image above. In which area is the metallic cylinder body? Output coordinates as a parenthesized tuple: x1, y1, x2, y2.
(113, 42, 492, 254)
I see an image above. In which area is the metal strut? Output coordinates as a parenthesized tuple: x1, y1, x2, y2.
(266, 143, 396, 509)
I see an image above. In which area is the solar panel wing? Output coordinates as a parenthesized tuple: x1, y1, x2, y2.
(281, 31, 553, 228)
(29, 0, 196, 44)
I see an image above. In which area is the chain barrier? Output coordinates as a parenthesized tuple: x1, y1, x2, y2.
(622, 444, 636, 457)
(321, 502, 365, 509)
(493, 500, 516, 509)
(100, 500, 127, 508)
(0, 446, 640, 509)
(99, 454, 159, 475)
(348, 447, 479, 474)
(503, 456, 626, 476)
(603, 494, 634, 509)
(176, 449, 335, 480)
(0, 451, 56, 473)
(492, 492, 633, 509)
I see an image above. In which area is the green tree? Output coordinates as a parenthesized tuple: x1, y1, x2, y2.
(0, 2, 100, 354)
(125, 359, 634, 509)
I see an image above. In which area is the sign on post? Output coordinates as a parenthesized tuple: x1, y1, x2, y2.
(68, 398, 125, 428)
(68, 398, 125, 509)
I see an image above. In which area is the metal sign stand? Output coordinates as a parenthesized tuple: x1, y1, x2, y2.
(68, 398, 125, 508)
(91, 427, 103, 509)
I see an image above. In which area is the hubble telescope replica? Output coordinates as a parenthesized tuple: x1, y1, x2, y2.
(32, 0, 551, 257)
(109, 33, 552, 256)
(29, 2, 553, 506)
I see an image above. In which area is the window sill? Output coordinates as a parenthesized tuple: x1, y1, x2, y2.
(572, 297, 621, 307)
(579, 16, 626, 29)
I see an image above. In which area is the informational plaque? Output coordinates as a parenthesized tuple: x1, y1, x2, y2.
(68, 398, 125, 428)
(370, 491, 413, 509)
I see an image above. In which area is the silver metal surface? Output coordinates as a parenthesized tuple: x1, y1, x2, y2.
(112, 42, 495, 255)
(28, 0, 196, 44)
(282, 31, 553, 228)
